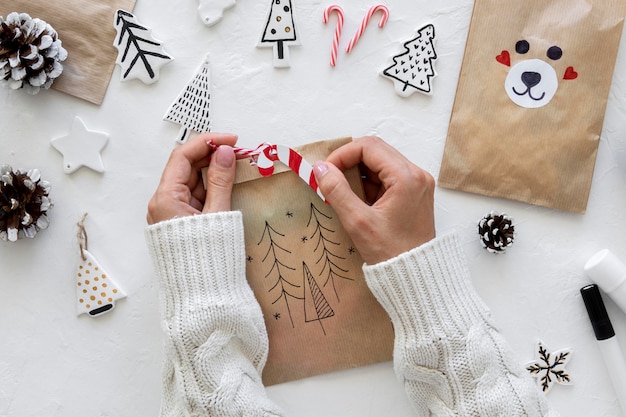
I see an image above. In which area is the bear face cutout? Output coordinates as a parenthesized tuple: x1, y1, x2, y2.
(497, 40, 577, 108)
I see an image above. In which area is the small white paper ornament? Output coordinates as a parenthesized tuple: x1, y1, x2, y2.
(51, 116, 108, 174)
(76, 250, 126, 317)
(113, 9, 173, 84)
(75, 214, 126, 318)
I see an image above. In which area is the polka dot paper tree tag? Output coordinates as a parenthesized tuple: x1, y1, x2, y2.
(76, 250, 126, 317)
(74, 213, 126, 318)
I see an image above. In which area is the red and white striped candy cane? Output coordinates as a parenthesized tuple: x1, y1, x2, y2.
(256, 144, 325, 201)
(345, 4, 389, 54)
(323, 5, 345, 67)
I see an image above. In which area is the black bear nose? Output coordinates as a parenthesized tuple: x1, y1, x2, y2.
(521, 71, 542, 88)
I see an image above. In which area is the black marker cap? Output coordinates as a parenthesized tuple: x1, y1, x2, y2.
(581, 284, 615, 341)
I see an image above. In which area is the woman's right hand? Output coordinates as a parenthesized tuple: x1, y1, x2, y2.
(313, 136, 436, 265)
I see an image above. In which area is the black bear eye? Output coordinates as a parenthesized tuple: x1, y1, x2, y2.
(515, 40, 530, 54)
(547, 46, 562, 60)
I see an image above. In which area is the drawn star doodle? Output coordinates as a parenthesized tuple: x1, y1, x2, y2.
(273, 312, 281, 320)
(348, 247, 356, 255)
(301, 236, 308, 243)
(525, 340, 572, 393)
(247, 255, 254, 263)
(286, 211, 294, 218)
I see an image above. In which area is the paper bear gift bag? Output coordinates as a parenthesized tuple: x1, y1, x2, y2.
(439, 0, 626, 214)
(231, 138, 393, 385)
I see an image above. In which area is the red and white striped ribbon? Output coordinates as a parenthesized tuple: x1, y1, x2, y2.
(207, 140, 324, 200)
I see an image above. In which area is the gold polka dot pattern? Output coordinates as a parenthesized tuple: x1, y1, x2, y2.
(76, 250, 126, 317)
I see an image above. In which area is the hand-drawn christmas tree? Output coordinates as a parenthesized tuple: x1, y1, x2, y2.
(258, 221, 302, 327)
(381, 24, 438, 97)
(163, 55, 212, 143)
(303, 262, 334, 335)
(258, 0, 299, 67)
(113, 9, 173, 84)
(307, 203, 353, 302)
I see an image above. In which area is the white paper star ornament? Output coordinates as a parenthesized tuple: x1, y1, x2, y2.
(51, 116, 109, 174)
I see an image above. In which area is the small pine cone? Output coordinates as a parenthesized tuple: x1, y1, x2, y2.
(478, 211, 515, 254)
(0, 12, 68, 94)
(0, 165, 52, 242)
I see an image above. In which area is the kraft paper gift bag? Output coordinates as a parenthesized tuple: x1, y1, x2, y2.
(231, 138, 394, 386)
(438, 0, 626, 214)
(1, 0, 136, 104)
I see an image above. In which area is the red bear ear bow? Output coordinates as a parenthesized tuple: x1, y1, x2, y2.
(496, 50, 578, 80)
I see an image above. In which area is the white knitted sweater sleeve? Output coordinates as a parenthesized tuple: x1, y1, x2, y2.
(363, 233, 560, 417)
(145, 211, 284, 417)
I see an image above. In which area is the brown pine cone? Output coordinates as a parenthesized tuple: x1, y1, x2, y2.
(0, 165, 52, 242)
(0, 12, 67, 94)
(478, 211, 515, 254)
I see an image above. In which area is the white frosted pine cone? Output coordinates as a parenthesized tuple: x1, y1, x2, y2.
(0, 165, 52, 242)
(0, 12, 68, 94)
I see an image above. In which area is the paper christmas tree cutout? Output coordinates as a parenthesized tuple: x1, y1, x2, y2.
(381, 24, 438, 97)
(76, 250, 126, 317)
(113, 9, 173, 84)
(258, 0, 300, 68)
(163, 55, 212, 143)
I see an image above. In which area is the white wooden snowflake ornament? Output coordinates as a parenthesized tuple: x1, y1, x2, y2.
(525, 340, 573, 393)
(113, 10, 173, 84)
(50, 116, 108, 174)
(76, 250, 126, 317)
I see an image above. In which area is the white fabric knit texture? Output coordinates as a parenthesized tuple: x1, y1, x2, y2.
(363, 233, 559, 417)
(146, 212, 558, 416)
(146, 212, 284, 417)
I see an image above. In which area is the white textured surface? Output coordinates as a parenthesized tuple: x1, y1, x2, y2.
(1, 0, 626, 416)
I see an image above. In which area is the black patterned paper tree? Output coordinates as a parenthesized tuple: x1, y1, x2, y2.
(258, 221, 302, 327)
(258, 0, 299, 68)
(163, 55, 212, 143)
(382, 24, 438, 97)
(113, 10, 173, 84)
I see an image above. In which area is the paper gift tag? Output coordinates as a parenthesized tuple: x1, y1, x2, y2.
(75, 250, 126, 317)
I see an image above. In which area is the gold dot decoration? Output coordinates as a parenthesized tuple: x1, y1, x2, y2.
(75, 250, 125, 317)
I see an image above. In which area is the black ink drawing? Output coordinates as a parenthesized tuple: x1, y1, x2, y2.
(303, 262, 335, 335)
(525, 341, 572, 393)
(273, 312, 281, 320)
(113, 10, 173, 84)
(307, 202, 353, 302)
(381, 24, 437, 97)
(258, 221, 302, 327)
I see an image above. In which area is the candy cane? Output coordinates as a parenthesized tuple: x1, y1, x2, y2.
(207, 140, 325, 200)
(256, 144, 325, 201)
(345, 4, 389, 54)
(322, 5, 345, 67)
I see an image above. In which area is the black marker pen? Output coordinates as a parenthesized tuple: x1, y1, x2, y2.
(580, 284, 626, 415)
